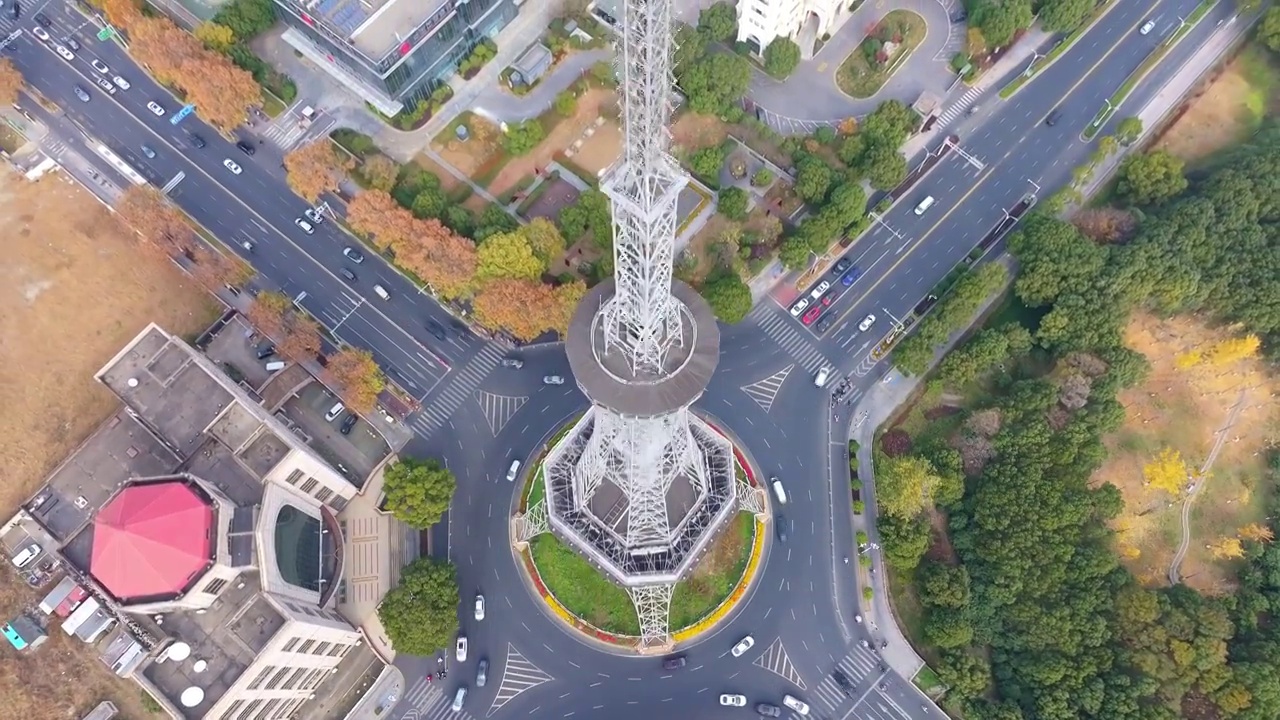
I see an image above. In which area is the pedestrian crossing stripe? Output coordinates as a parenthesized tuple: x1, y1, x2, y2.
(810, 643, 886, 712)
(933, 85, 986, 130)
(410, 344, 504, 439)
(747, 305, 841, 384)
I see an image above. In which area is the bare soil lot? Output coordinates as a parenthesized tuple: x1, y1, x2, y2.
(1094, 312, 1278, 593)
(0, 167, 219, 719)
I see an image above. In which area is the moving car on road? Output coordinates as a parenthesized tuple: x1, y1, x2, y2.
(543, 375, 565, 385)
(73, 85, 90, 102)
(146, 101, 165, 116)
(505, 459, 521, 482)
(731, 635, 755, 657)
(455, 636, 468, 662)
(294, 218, 315, 234)
(140, 144, 156, 159)
(474, 594, 485, 621)
(451, 687, 467, 712)
(783, 694, 810, 715)
(832, 257, 852, 274)
(1140, 18, 1156, 34)
(94, 77, 115, 95)
(662, 655, 687, 671)
(55, 45, 75, 61)
(339, 268, 356, 282)
(774, 516, 788, 543)
(841, 267, 862, 286)
(426, 320, 447, 341)
(832, 669, 855, 695)
(90, 59, 109, 74)
(112, 76, 130, 90)
(343, 246, 365, 263)
(756, 702, 782, 717)
(31, 26, 49, 42)
(858, 314, 877, 332)
(33, 10, 50, 26)
(476, 659, 488, 688)
(223, 158, 242, 175)
(304, 208, 325, 224)
(236, 140, 256, 156)
(720, 694, 747, 707)
(501, 357, 524, 369)
(64, 36, 80, 51)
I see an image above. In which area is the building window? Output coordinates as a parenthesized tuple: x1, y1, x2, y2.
(282, 637, 302, 653)
(300, 477, 319, 493)
(203, 577, 228, 596)
(315, 641, 332, 656)
(299, 639, 317, 654)
(266, 666, 291, 690)
(327, 494, 349, 511)
(315, 486, 334, 503)
(285, 469, 304, 485)
(283, 667, 308, 690)
(329, 642, 347, 656)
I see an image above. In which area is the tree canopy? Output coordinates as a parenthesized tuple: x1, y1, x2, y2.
(763, 37, 802, 79)
(382, 457, 456, 529)
(378, 557, 460, 655)
(678, 51, 751, 116)
(700, 271, 752, 324)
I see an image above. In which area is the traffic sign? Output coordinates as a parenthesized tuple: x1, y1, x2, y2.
(97, 26, 114, 42)
(170, 104, 196, 126)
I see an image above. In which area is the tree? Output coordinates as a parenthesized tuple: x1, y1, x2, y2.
(359, 154, 400, 192)
(503, 119, 545, 156)
(1070, 207, 1138, 244)
(212, 0, 277, 38)
(1209, 536, 1246, 559)
(763, 37, 801, 79)
(1261, 6, 1280, 52)
(1206, 334, 1261, 366)
(326, 347, 385, 414)
(918, 562, 970, 608)
(751, 168, 774, 187)
(474, 203, 520, 241)
(875, 454, 944, 520)
(522, 217, 566, 269)
(972, 0, 1033, 46)
(193, 21, 235, 52)
(717, 186, 749, 220)
(115, 185, 195, 257)
(1038, 0, 1093, 32)
(878, 513, 931, 570)
(244, 291, 321, 362)
(778, 235, 813, 269)
(378, 557, 460, 655)
(382, 457, 456, 529)
(98, 0, 143, 28)
(476, 230, 544, 283)
(245, 290, 292, 339)
(473, 278, 562, 341)
(0, 58, 24, 107)
(410, 186, 449, 220)
(553, 89, 577, 116)
(557, 189, 612, 248)
(1116, 115, 1144, 144)
(936, 650, 992, 699)
(697, 1, 738, 42)
(923, 606, 974, 648)
(348, 190, 417, 250)
(284, 139, 353, 203)
(1143, 446, 1188, 496)
(1117, 149, 1188, 205)
(415, 223, 478, 300)
(794, 155, 834, 203)
(1238, 522, 1274, 543)
(673, 24, 708, 73)
(189, 245, 252, 293)
(689, 144, 727, 179)
(862, 141, 908, 190)
(700, 271, 752, 323)
(678, 52, 751, 116)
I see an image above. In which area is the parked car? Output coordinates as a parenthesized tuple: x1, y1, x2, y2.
(789, 298, 810, 317)
(801, 306, 822, 326)
(808, 280, 830, 299)
(339, 414, 357, 435)
(456, 636, 468, 662)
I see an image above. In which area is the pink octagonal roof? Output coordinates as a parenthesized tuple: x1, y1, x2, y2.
(91, 481, 213, 602)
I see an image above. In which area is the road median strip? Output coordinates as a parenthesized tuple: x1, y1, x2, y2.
(1082, 0, 1217, 140)
(999, 0, 1122, 100)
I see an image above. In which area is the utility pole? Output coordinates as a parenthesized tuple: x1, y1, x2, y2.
(866, 210, 904, 240)
(943, 136, 986, 171)
(881, 306, 908, 334)
(1022, 51, 1045, 77)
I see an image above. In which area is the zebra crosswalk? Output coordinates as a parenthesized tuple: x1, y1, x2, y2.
(409, 343, 505, 439)
(399, 676, 477, 720)
(747, 305, 841, 384)
(933, 85, 986, 129)
(810, 644, 888, 713)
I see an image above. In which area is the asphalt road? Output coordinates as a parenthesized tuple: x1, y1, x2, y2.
(2, 0, 1239, 718)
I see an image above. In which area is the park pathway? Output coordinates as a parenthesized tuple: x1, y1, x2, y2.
(1167, 389, 1250, 584)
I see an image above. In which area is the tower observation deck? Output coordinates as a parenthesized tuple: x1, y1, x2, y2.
(510, 0, 761, 651)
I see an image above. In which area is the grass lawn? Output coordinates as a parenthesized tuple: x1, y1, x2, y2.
(837, 10, 926, 98)
(0, 123, 25, 154)
(530, 512, 756, 636)
(913, 665, 944, 694)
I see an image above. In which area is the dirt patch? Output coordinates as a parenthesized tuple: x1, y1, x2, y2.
(680, 214, 735, 284)
(488, 88, 619, 198)
(432, 111, 503, 177)
(0, 168, 220, 718)
(569, 119, 622, 177)
(548, 236, 603, 279)
(1094, 311, 1279, 594)
(521, 176, 581, 223)
(1153, 45, 1277, 166)
(671, 113, 729, 154)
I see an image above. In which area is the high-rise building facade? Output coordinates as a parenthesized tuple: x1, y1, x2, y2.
(735, 0, 845, 55)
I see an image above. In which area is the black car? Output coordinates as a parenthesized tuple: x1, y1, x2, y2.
(8, 2, 20, 20)
(426, 320, 447, 341)
(339, 413, 357, 435)
(64, 36, 80, 51)
(34, 11, 51, 27)
(236, 140, 256, 156)
(340, 268, 357, 282)
(1045, 108, 1063, 126)
(661, 655, 687, 671)
(815, 314, 836, 334)
(189, 134, 206, 149)
(756, 703, 782, 718)
(914, 294, 939, 316)
(832, 257, 852, 274)
(256, 344, 276, 360)
(775, 516, 788, 543)
(832, 669, 855, 695)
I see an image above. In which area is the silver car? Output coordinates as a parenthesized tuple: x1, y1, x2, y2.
(476, 659, 488, 688)
(543, 375, 565, 385)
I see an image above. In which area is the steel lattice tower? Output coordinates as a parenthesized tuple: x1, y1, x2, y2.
(513, 0, 761, 652)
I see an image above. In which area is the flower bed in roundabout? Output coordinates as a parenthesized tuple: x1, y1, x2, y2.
(517, 418, 767, 646)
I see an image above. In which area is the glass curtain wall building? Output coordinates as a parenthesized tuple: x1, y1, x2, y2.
(272, 0, 519, 115)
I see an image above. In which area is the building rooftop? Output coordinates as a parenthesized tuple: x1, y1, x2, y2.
(142, 573, 286, 718)
(98, 326, 235, 453)
(348, 0, 451, 59)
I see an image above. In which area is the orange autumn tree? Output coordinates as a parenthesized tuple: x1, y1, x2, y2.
(115, 185, 195, 257)
(550, 280, 587, 336)
(326, 348, 385, 414)
(95, 0, 143, 28)
(0, 58, 24, 107)
(347, 190, 418, 251)
(472, 279, 565, 342)
(129, 17, 259, 132)
(190, 245, 253, 292)
(244, 291, 321, 362)
(284, 140, 353, 203)
(411, 220, 478, 301)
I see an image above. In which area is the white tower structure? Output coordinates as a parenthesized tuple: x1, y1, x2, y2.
(512, 0, 764, 651)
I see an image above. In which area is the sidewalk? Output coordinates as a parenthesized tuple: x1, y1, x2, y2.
(845, 254, 1015, 681)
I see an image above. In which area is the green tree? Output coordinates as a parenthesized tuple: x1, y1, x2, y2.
(860, 99, 920, 148)
(1116, 116, 1144, 144)
(763, 37, 801, 79)
(1261, 6, 1280, 51)
(382, 458, 457, 529)
(751, 167, 774, 186)
(697, 1, 738, 42)
(794, 155, 834, 203)
(717, 186, 749, 220)
(553, 89, 577, 116)
(972, 0, 1033, 46)
(410, 186, 449, 220)
(1007, 214, 1107, 307)
(1038, 0, 1093, 33)
(875, 454, 945, 520)
(503, 119, 545, 156)
(378, 557, 460, 655)
(778, 235, 813, 269)
(1117, 149, 1188, 205)
(673, 23, 708, 73)
(690, 144, 728, 179)
(476, 230, 544, 282)
(878, 513, 931, 570)
(700, 271, 752, 323)
(924, 606, 974, 648)
(917, 561, 971, 608)
(212, 0, 276, 39)
(521, 217, 566, 269)
(678, 52, 751, 116)
(936, 650, 992, 699)
(862, 141, 908, 190)
(474, 204, 520, 241)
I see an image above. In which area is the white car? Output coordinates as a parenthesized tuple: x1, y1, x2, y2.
(146, 101, 166, 116)
(304, 207, 325, 224)
(809, 280, 831, 300)
(731, 635, 755, 657)
(542, 375, 564, 385)
(94, 77, 116, 95)
(55, 45, 75, 61)
(855, 614, 863, 623)
(858, 314, 877, 332)
(223, 158, 242, 175)
(31, 26, 50, 42)
(789, 297, 810, 317)
(295, 218, 315, 234)
(783, 694, 811, 716)
(112, 76, 131, 90)
(1140, 19, 1156, 35)
(456, 636, 468, 662)
(474, 594, 485, 621)
(720, 694, 747, 707)
(91, 59, 110, 74)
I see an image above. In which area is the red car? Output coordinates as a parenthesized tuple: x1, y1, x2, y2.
(802, 306, 823, 325)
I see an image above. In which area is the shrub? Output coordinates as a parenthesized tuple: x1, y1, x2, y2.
(751, 168, 774, 187)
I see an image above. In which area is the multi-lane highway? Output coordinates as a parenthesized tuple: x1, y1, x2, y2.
(3, 0, 1240, 717)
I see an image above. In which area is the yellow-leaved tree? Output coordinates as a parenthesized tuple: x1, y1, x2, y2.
(1239, 523, 1275, 543)
(1208, 537, 1245, 559)
(1142, 447, 1188, 496)
(1206, 334, 1261, 366)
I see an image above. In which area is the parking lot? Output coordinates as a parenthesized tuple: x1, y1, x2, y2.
(281, 383, 390, 485)
(202, 316, 277, 389)
(1, 514, 61, 590)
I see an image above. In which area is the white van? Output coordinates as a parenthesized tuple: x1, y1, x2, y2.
(373, 284, 390, 301)
(771, 477, 787, 505)
(325, 401, 345, 422)
(264, 360, 286, 372)
(814, 367, 831, 387)
(11, 544, 40, 568)
(914, 196, 936, 215)
(506, 459, 521, 482)
(451, 686, 467, 712)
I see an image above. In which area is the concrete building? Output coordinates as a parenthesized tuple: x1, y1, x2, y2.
(22, 324, 379, 719)
(736, 0, 847, 56)
(271, 0, 521, 115)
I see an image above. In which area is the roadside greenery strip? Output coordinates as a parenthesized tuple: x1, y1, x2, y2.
(1083, 0, 1217, 139)
(521, 549, 632, 645)
(999, 1, 1118, 99)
